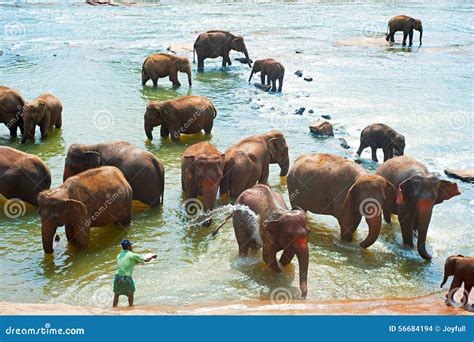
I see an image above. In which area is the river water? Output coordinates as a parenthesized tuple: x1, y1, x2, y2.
(0, 1, 472, 307)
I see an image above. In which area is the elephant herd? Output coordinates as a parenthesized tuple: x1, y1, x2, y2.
(0, 17, 472, 307)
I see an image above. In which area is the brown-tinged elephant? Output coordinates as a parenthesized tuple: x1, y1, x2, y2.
(440, 255, 474, 308)
(63, 141, 164, 207)
(220, 131, 289, 199)
(356, 123, 405, 162)
(38, 166, 133, 254)
(181, 142, 224, 211)
(0, 86, 25, 138)
(232, 184, 310, 298)
(288, 154, 396, 248)
(142, 53, 192, 87)
(386, 15, 423, 46)
(21, 93, 62, 143)
(144, 95, 216, 142)
(248, 58, 285, 92)
(0, 146, 51, 206)
(376, 156, 460, 260)
(193, 30, 251, 71)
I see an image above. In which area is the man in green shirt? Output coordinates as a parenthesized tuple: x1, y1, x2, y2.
(113, 239, 156, 307)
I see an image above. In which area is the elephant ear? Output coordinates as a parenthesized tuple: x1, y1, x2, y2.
(66, 199, 87, 226)
(435, 180, 461, 205)
(342, 183, 357, 215)
(384, 180, 397, 208)
(83, 151, 101, 169)
(263, 219, 280, 243)
(396, 177, 415, 205)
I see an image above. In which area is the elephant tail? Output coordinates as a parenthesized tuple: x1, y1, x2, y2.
(153, 158, 165, 206)
(211, 213, 233, 236)
(193, 43, 196, 64)
(210, 101, 217, 118)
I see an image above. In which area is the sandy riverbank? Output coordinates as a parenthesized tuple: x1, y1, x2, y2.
(1, 292, 471, 315)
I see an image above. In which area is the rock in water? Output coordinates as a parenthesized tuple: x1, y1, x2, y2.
(294, 70, 303, 77)
(254, 83, 271, 92)
(295, 49, 303, 54)
(304, 77, 313, 82)
(309, 120, 334, 136)
(339, 138, 350, 149)
(295, 107, 305, 115)
(444, 169, 474, 183)
(235, 57, 253, 64)
(321, 114, 332, 120)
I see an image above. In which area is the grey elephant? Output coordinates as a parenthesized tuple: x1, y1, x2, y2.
(386, 15, 423, 46)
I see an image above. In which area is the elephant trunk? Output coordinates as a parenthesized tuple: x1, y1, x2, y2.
(296, 245, 309, 299)
(419, 28, 423, 45)
(248, 69, 255, 83)
(42, 220, 57, 254)
(416, 200, 433, 260)
(243, 47, 251, 67)
(145, 121, 153, 140)
(202, 181, 218, 211)
(360, 215, 382, 248)
(186, 67, 192, 87)
(279, 158, 289, 177)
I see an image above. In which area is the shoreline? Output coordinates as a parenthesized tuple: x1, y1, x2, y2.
(1, 292, 471, 315)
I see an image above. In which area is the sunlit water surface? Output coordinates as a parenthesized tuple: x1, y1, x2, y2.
(0, 1, 472, 307)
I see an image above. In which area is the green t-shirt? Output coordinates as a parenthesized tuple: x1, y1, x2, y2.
(116, 250, 145, 277)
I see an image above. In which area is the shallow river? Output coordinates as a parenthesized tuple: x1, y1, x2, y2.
(0, 0, 472, 307)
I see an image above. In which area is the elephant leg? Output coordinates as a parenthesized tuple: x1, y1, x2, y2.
(40, 119, 50, 139)
(204, 120, 213, 134)
(408, 29, 414, 46)
(398, 208, 415, 247)
(260, 72, 266, 85)
(55, 116, 62, 129)
(142, 74, 150, 86)
(447, 275, 463, 306)
(65, 224, 75, 242)
(170, 129, 180, 142)
(402, 32, 408, 46)
(277, 77, 283, 92)
(339, 215, 361, 242)
(8, 125, 18, 138)
(258, 163, 270, 185)
(263, 246, 281, 273)
(356, 141, 368, 156)
(371, 147, 378, 162)
(233, 212, 254, 257)
(271, 80, 277, 92)
(383, 208, 392, 223)
(389, 30, 395, 42)
(280, 249, 295, 266)
(74, 225, 90, 250)
(152, 78, 158, 87)
(383, 147, 391, 162)
(169, 73, 181, 87)
(160, 125, 170, 138)
(197, 57, 204, 71)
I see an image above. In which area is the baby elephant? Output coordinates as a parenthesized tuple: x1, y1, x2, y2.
(386, 15, 423, 47)
(144, 96, 216, 142)
(440, 255, 474, 309)
(21, 93, 62, 143)
(38, 166, 133, 254)
(142, 53, 192, 87)
(181, 142, 225, 212)
(233, 184, 310, 299)
(248, 58, 285, 92)
(356, 123, 405, 162)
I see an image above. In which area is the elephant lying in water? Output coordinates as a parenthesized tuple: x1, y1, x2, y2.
(181, 142, 225, 212)
(232, 184, 310, 299)
(440, 255, 474, 309)
(63, 141, 165, 207)
(288, 153, 396, 248)
(193, 30, 251, 71)
(0, 146, 51, 206)
(0, 86, 25, 138)
(21, 93, 62, 143)
(376, 156, 460, 260)
(142, 53, 192, 87)
(144, 96, 216, 142)
(39, 166, 132, 254)
(220, 130, 289, 199)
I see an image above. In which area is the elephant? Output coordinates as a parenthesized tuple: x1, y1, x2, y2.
(287, 153, 396, 248)
(248, 58, 285, 92)
(144, 95, 216, 142)
(181, 142, 225, 211)
(0, 86, 25, 138)
(21, 93, 62, 143)
(440, 255, 474, 308)
(0, 146, 51, 206)
(63, 141, 164, 207)
(38, 166, 133, 254)
(193, 30, 251, 71)
(356, 123, 405, 162)
(386, 15, 423, 47)
(376, 156, 460, 260)
(220, 130, 289, 199)
(232, 184, 310, 298)
(141, 53, 192, 87)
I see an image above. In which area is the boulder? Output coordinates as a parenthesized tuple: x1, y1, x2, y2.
(339, 138, 350, 149)
(308, 109, 314, 114)
(294, 70, 303, 77)
(235, 57, 253, 64)
(294, 107, 305, 115)
(444, 169, 474, 183)
(295, 49, 303, 54)
(321, 114, 332, 120)
(253, 83, 271, 92)
(310, 120, 334, 136)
